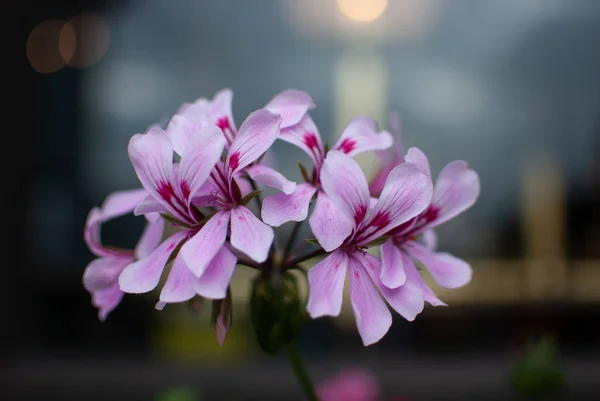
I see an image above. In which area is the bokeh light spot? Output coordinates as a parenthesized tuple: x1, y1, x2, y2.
(62, 13, 111, 68)
(26, 19, 68, 73)
(337, 0, 388, 22)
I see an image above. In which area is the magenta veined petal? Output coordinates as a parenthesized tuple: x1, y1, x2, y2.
(229, 206, 274, 263)
(119, 231, 188, 294)
(194, 246, 237, 299)
(309, 191, 354, 252)
(178, 125, 226, 205)
(357, 251, 424, 322)
(180, 210, 230, 278)
(245, 164, 296, 195)
(320, 150, 370, 225)
(306, 250, 348, 318)
(159, 254, 197, 304)
(404, 242, 472, 289)
(278, 114, 325, 167)
(332, 117, 393, 157)
(358, 162, 433, 244)
(226, 109, 282, 177)
(262, 183, 317, 227)
(347, 253, 392, 346)
(428, 160, 481, 228)
(265, 89, 315, 129)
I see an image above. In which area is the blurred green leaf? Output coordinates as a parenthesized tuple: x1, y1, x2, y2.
(510, 336, 565, 398)
(155, 386, 199, 401)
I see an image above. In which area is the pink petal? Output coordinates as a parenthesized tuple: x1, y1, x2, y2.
(212, 290, 232, 346)
(180, 210, 230, 278)
(84, 189, 148, 257)
(230, 206, 274, 263)
(91, 282, 124, 321)
(159, 254, 197, 304)
(245, 164, 296, 195)
(226, 109, 282, 176)
(306, 250, 348, 318)
(380, 239, 407, 289)
(134, 218, 165, 259)
(309, 192, 354, 252)
(119, 231, 188, 294)
(191, 178, 220, 208)
(421, 229, 437, 250)
(332, 117, 393, 157)
(128, 128, 188, 220)
(193, 246, 237, 299)
(317, 369, 380, 401)
(358, 252, 424, 321)
(101, 188, 149, 218)
(83, 256, 131, 292)
(178, 126, 226, 204)
(404, 242, 472, 289)
(278, 114, 325, 166)
(403, 254, 446, 306)
(178, 89, 235, 133)
(404, 147, 431, 177)
(320, 151, 370, 225)
(133, 195, 167, 218)
(166, 114, 208, 156)
(206, 89, 237, 134)
(429, 160, 480, 227)
(347, 254, 392, 346)
(359, 163, 433, 244)
(262, 183, 317, 227)
(264, 89, 315, 129)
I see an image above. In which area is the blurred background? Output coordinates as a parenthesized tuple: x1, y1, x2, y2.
(9, 0, 600, 400)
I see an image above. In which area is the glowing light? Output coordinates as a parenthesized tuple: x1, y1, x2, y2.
(61, 13, 110, 68)
(337, 0, 388, 22)
(26, 19, 68, 73)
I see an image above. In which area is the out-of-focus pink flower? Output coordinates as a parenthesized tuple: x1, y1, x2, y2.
(369, 113, 404, 197)
(377, 147, 480, 304)
(306, 151, 433, 345)
(83, 189, 164, 320)
(317, 369, 381, 401)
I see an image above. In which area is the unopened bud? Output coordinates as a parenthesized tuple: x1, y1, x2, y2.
(249, 271, 305, 355)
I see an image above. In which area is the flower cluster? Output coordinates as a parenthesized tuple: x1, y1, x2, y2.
(83, 89, 480, 347)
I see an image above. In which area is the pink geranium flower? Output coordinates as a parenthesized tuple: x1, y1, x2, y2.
(261, 100, 393, 251)
(167, 88, 305, 195)
(83, 189, 163, 320)
(378, 147, 480, 302)
(118, 124, 239, 308)
(306, 151, 433, 345)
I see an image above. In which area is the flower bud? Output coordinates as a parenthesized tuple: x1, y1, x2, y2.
(249, 270, 305, 355)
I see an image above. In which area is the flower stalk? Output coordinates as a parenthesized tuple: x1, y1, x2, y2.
(285, 340, 320, 401)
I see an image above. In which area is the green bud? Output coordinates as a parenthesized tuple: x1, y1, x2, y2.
(249, 271, 305, 355)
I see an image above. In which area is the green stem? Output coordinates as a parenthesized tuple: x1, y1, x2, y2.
(285, 341, 319, 401)
(285, 248, 327, 268)
(248, 178, 263, 210)
(282, 221, 303, 263)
